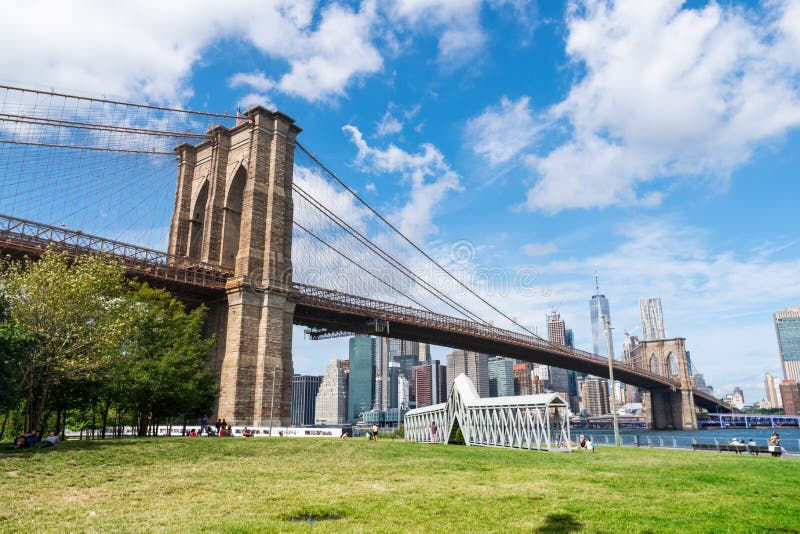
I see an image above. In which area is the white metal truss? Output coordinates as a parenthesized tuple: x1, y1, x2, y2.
(404, 374, 571, 452)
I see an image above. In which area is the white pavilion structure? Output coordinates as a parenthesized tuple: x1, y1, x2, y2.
(404, 374, 571, 452)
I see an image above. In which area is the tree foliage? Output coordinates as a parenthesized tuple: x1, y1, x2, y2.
(0, 250, 217, 436)
(0, 292, 34, 415)
(114, 283, 217, 436)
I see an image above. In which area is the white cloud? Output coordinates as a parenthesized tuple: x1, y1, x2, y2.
(0, 0, 532, 106)
(388, 0, 485, 63)
(0, 0, 381, 105)
(386, 0, 532, 64)
(520, 0, 800, 212)
(375, 111, 404, 137)
(342, 124, 462, 242)
(229, 72, 275, 92)
(374, 103, 422, 137)
(521, 242, 558, 257)
(466, 96, 541, 165)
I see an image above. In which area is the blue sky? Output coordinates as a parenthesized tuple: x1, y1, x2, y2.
(2, 0, 799, 405)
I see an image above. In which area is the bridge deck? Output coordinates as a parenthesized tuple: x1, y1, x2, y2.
(0, 213, 727, 410)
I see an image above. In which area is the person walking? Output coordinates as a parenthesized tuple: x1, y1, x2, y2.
(430, 421, 437, 444)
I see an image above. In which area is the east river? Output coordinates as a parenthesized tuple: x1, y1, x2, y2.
(576, 427, 800, 453)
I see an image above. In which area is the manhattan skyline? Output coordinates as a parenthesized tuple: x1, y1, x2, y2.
(1, 1, 798, 404)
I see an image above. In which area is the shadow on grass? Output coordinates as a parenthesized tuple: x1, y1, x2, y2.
(536, 512, 582, 533)
(1, 437, 203, 456)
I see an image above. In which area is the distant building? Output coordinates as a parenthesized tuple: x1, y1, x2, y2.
(724, 387, 745, 410)
(580, 377, 610, 416)
(375, 338, 420, 411)
(291, 374, 322, 426)
(488, 357, 515, 397)
(447, 349, 489, 397)
(314, 360, 349, 425)
(398, 374, 410, 410)
(513, 362, 533, 395)
(412, 360, 447, 407)
(779, 380, 800, 416)
(545, 311, 572, 397)
(765, 373, 781, 409)
(348, 335, 375, 423)
(564, 328, 574, 348)
(418, 343, 431, 363)
(622, 333, 640, 362)
(546, 311, 566, 345)
(589, 275, 614, 359)
(640, 298, 666, 341)
(774, 306, 800, 381)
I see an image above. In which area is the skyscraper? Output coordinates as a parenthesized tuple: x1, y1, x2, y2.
(418, 342, 431, 363)
(779, 380, 800, 416)
(513, 363, 533, 395)
(639, 297, 666, 341)
(291, 374, 322, 426)
(546, 311, 566, 345)
(314, 360, 349, 425)
(765, 373, 781, 409)
(774, 306, 800, 381)
(412, 360, 447, 407)
(580, 377, 611, 416)
(446, 349, 489, 397)
(589, 274, 614, 359)
(545, 311, 571, 396)
(348, 334, 375, 423)
(488, 357, 515, 397)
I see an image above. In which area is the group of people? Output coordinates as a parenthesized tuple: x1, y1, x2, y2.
(367, 424, 380, 441)
(577, 434, 594, 451)
(727, 437, 759, 454)
(8, 429, 58, 449)
(768, 432, 784, 457)
(728, 433, 784, 457)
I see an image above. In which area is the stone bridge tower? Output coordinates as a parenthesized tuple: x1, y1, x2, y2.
(168, 106, 301, 427)
(635, 338, 698, 430)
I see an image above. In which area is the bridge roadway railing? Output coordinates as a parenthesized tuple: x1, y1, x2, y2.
(291, 282, 676, 387)
(0, 214, 233, 288)
(0, 213, 716, 400)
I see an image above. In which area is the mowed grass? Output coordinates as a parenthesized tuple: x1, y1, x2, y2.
(1, 437, 799, 533)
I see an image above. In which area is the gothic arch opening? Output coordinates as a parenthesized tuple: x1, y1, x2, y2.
(649, 353, 662, 375)
(221, 166, 246, 269)
(448, 415, 465, 445)
(188, 180, 209, 260)
(666, 352, 680, 380)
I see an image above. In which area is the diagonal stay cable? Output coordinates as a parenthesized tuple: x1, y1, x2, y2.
(293, 220, 437, 315)
(293, 182, 488, 325)
(296, 141, 540, 338)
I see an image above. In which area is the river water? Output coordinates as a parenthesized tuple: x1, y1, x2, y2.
(575, 427, 800, 453)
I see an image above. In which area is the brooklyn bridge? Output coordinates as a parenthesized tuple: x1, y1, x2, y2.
(0, 85, 730, 430)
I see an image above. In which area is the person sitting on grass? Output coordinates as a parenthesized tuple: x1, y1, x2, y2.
(242, 427, 253, 438)
(9, 430, 38, 449)
(39, 430, 58, 448)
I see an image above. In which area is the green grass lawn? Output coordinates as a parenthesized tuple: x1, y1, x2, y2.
(1, 437, 798, 533)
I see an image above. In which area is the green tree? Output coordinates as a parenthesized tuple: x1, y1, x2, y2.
(0, 291, 36, 438)
(2, 249, 128, 431)
(115, 283, 216, 436)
